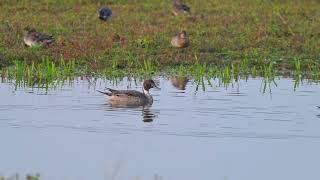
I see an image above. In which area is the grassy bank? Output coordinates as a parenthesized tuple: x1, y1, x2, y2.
(0, 0, 319, 70)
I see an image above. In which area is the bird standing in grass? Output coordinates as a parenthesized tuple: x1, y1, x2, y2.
(98, 7, 112, 21)
(172, 0, 190, 16)
(171, 30, 189, 48)
(23, 27, 54, 48)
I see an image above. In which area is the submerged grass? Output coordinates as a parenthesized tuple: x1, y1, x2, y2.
(3, 58, 77, 90)
(0, 0, 319, 70)
(0, 174, 39, 180)
(1, 56, 319, 92)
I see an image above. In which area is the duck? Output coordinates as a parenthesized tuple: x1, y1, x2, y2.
(0, 53, 5, 68)
(98, 7, 112, 21)
(170, 76, 189, 90)
(0, 53, 4, 61)
(23, 27, 54, 47)
(171, 30, 189, 48)
(98, 80, 159, 107)
(172, 0, 190, 16)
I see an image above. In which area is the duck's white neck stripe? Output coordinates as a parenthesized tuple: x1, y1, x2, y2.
(143, 89, 150, 95)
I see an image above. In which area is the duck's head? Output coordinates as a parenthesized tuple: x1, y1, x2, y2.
(24, 26, 36, 33)
(179, 30, 187, 38)
(143, 80, 160, 91)
(173, 0, 182, 5)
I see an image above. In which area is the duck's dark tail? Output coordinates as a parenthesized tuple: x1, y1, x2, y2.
(97, 90, 111, 96)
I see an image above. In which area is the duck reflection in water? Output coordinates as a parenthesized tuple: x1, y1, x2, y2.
(170, 76, 189, 90)
(106, 104, 157, 123)
(142, 105, 156, 123)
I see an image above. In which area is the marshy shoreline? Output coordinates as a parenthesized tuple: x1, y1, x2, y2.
(0, 0, 319, 73)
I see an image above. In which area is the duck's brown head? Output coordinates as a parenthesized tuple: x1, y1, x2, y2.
(173, 0, 182, 5)
(24, 26, 36, 33)
(179, 30, 187, 38)
(143, 80, 159, 91)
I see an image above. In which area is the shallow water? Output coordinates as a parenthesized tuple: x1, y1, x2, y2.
(0, 76, 319, 180)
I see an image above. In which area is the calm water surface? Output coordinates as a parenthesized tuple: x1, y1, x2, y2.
(0, 76, 319, 180)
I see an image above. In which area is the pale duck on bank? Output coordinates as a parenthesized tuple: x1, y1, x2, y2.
(171, 30, 189, 48)
(23, 27, 54, 47)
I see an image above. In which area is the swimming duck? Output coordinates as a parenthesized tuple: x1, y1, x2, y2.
(171, 30, 189, 48)
(98, 7, 112, 21)
(98, 80, 159, 106)
(172, 0, 190, 16)
(23, 27, 54, 47)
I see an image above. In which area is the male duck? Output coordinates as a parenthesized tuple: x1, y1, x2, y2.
(98, 80, 159, 106)
(172, 0, 190, 16)
(23, 27, 54, 47)
(98, 7, 112, 21)
(171, 30, 189, 48)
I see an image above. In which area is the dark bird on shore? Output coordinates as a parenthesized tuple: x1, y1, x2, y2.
(98, 7, 112, 21)
(172, 0, 190, 16)
(171, 30, 189, 48)
(23, 27, 55, 47)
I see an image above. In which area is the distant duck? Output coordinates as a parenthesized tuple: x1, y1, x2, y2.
(0, 53, 5, 68)
(171, 30, 189, 48)
(0, 53, 4, 61)
(98, 7, 112, 21)
(172, 0, 190, 16)
(170, 76, 189, 90)
(23, 27, 54, 47)
(98, 80, 159, 107)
